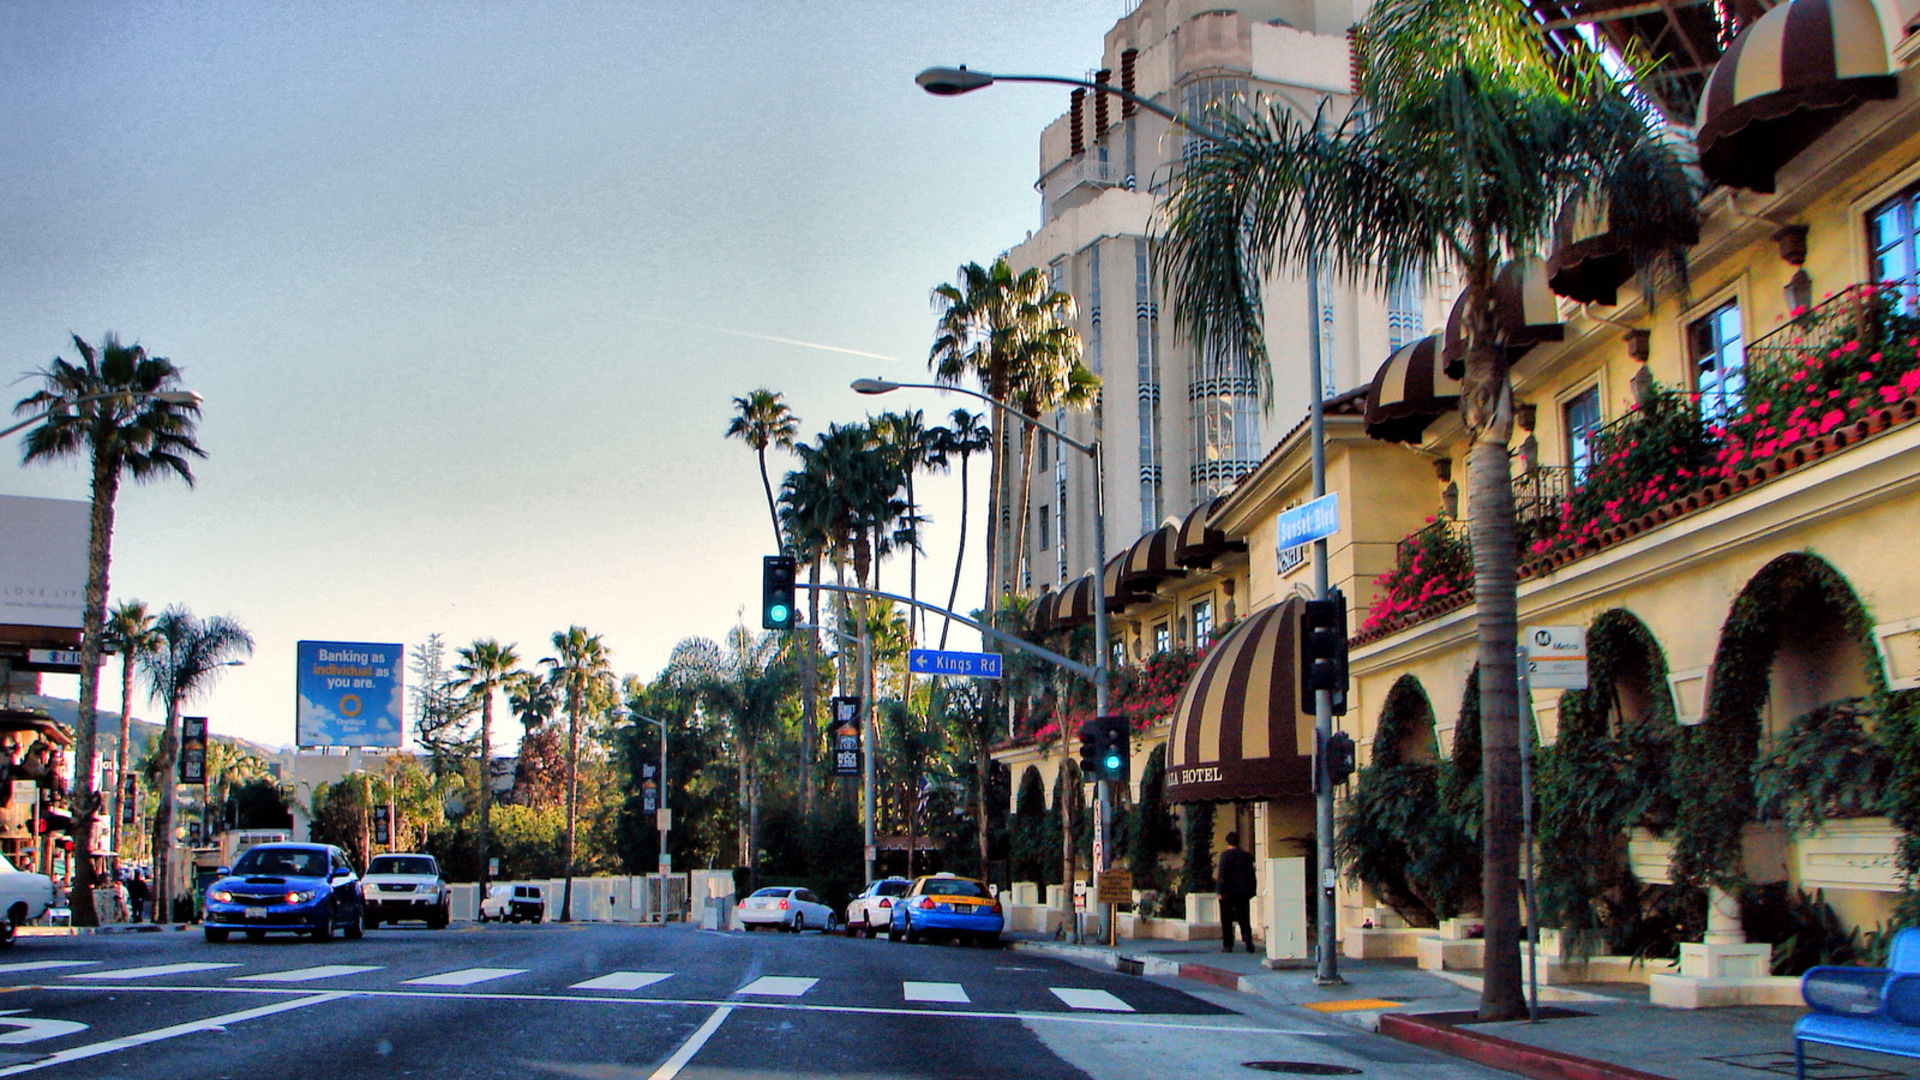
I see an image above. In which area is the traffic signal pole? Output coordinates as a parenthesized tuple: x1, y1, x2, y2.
(1306, 254, 1343, 985)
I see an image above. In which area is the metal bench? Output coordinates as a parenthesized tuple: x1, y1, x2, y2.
(1795, 929, 1920, 1079)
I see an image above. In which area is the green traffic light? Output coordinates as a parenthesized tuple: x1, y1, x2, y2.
(770, 604, 790, 623)
(1103, 753, 1122, 772)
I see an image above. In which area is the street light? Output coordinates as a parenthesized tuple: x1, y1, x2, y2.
(854, 375, 1112, 942)
(0, 389, 204, 441)
(614, 707, 672, 878)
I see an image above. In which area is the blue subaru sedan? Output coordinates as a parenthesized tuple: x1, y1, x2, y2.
(888, 873, 1004, 947)
(203, 843, 364, 943)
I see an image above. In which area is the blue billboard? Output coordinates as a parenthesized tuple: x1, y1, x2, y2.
(296, 641, 405, 748)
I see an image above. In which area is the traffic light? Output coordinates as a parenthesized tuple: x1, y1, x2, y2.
(761, 555, 797, 630)
(1320, 730, 1357, 790)
(1300, 592, 1349, 715)
(1076, 719, 1102, 776)
(1095, 714, 1130, 784)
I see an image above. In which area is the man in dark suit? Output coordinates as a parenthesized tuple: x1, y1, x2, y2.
(1216, 831, 1256, 953)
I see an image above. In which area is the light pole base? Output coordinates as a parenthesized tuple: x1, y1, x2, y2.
(1313, 974, 1347, 987)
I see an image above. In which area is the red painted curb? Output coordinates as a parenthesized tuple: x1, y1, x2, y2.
(1379, 1012, 1669, 1080)
(1177, 963, 1243, 991)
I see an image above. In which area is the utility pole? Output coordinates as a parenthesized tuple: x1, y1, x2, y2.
(1307, 253, 1343, 986)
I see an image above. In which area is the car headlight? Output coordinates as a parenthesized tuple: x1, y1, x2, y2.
(209, 889, 232, 903)
(285, 891, 317, 904)
(419, 884, 437, 894)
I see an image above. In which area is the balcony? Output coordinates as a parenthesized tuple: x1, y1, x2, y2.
(1042, 154, 1128, 221)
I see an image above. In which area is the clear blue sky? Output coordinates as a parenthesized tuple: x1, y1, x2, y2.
(1, 1, 1123, 748)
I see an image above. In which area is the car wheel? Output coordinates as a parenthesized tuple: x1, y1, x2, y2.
(344, 910, 363, 940)
(886, 921, 900, 943)
(0, 918, 15, 949)
(310, 906, 334, 942)
(905, 918, 920, 945)
(865, 921, 879, 940)
(790, 914, 804, 933)
(246, 929, 266, 942)
(204, 926, 229, 943)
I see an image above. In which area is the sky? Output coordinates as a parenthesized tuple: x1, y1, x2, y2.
(0, 1, 1128, 750)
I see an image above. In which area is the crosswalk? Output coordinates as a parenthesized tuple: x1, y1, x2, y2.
(18, 961, 1154, 1012)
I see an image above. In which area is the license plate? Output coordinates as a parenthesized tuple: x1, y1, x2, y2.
(245, 907, 268, 919)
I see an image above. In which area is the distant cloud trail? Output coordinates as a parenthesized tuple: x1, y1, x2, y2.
(637, 314, 900, 363)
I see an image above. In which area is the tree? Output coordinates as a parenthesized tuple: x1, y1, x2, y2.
(933, 680, 997, 870)
(410, 634, 475, 774)
(13, 334, 204, 925)
(726, 388, 801, 552)
(453, 640, 521, 891)
(931, 409, 990, 649)
(139, 608, 252, 923)
(541, 626, 613, 921)
(1155, 0, 1695, 1017)
(871, 409, 936, 644)
(102, 600, 159, 860)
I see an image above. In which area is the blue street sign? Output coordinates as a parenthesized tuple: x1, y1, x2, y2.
(907, 649, 1003, 679)
(1274, 492, 1340, 553)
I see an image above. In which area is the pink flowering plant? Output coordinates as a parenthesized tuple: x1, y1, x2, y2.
(1526, 386, 1719, 558)
(1111, 647, 1202, 733)
(1361, 518, 1473, 633)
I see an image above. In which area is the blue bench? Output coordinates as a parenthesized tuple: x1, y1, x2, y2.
(1796, 929, 1920, 1079)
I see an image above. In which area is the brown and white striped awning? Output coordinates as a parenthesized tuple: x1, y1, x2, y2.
(1165, 598, 1314, 804)
(1442, 256, 1566, 378)
(1364, 335, 1459, 444)
(1174, 496, 1246, 568)
(1120, 524, 1187, 591)
(1697, 0, 1896, 194)
(1030, 588, 1059, 633)
(1103, 552, 1147, 613)
(1048, 574, 1097, 629)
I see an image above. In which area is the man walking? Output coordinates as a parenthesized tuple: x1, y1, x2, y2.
(1217, 831, 1256, 954)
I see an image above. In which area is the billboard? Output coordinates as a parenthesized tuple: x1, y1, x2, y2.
(296, 641, 404, 748)
(0, 495, 88, 631)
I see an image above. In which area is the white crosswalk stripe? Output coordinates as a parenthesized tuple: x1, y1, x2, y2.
(403, 967, 526, 987)
(0, 961, 98, 973)
(570, 971, 672, 991)
(1049, 987, 1133, 1012)
(69, 963, 241, 980)
(231, 965, 382, 983)
(902, 981, 969, 1004)
(736, 976, 816, 996)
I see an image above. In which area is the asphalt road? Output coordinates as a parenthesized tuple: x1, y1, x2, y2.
(0, 923, 1511, 1079)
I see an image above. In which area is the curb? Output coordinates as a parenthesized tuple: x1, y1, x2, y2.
(1380, 1012, 1668, 1080)
(18, 924, 165, 937)
(1009, 940, 1256, 994)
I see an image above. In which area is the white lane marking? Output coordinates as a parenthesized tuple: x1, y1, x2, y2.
(0, 962, 97, 974)
(0, 992, 343, 1077)
(903, 981, 969, 1003)
(403, 967, 527, 986)
(230, 965, 382, 983)
(735, 976, 816, 997)
(0, 1010, 86, 1044)
(571, 971, 672, 991)
(1050, 987, 1134, 1012)
(646, 1005, 731, 1080)
(68, 963, 240, 981)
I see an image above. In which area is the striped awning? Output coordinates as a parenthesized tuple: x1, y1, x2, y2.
(1696, 0, 1897, 194)
(1165, 598, 1314, 804)
(1174, 496, 1246, 568)
(1364, 335, 1458, 444)
(1442, 256, 1566, 378)
(1031, 588, 1059, 633)
(1547, 194, 1632, 306)
(1049, 574, 1097, 629)
(1120, 524, 1187, 591)
(1103, 552, 1147, 613)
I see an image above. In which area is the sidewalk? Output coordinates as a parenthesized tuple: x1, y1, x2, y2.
(1007, 934, 1906, 1080)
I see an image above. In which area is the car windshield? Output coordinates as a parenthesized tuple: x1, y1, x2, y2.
(921, 878, 990, 899)
(876, 881, 910, 897)
(368, 856, 436, 876)
(749, 888, 790, 898)
(232, 848, 327, 878)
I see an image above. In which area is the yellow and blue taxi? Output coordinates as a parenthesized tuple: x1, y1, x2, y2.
(886, 873, 1003, 947)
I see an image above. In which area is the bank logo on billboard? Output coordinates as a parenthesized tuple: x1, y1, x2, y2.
(296, 641, 404, 748)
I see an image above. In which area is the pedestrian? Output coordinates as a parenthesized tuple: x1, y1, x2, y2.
(127, 872, 148, 922)
(1216, 831, 1256, 954)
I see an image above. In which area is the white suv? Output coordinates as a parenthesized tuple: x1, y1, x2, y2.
(360, 853, 449, 929)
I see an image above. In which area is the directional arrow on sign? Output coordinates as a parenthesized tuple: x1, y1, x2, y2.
(0, 1009, 86, 1044)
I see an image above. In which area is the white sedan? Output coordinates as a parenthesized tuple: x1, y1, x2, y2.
(737, 886, 837, 933)
(844, 878, 911, 938)
(0, 854, 55, 944)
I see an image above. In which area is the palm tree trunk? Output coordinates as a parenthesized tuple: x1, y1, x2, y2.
(976, 745, 990, 873)
(749, 755, 761, 892)
(1011, 427, 1038, 593)
(984, 420, 1006, 609)
(802, 557, 821, 815)
(478, 693, 493, 891)
(757, 447, 782, 552)
(905, 473, 920, 647)
(940, 453, 971, 650)
(113, 655, 134, 866)
(561, 692, 579, 923)
(737, 745, 750, 866)
(151, 694, 182, 925)
(68, 458, 120, 927)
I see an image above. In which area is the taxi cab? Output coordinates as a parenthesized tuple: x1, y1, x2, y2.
(887, 873, 1003, 947)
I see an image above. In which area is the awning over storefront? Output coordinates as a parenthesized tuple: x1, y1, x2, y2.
(1047, 574, 1097, 630)
(1120, 524, 1186, 592)
(1696, 0, 1896, 194)
(1165, 598, 1314, 804)
(1174, 496, 1246, 569)
(1030, 588, 1058, 632)
(1442, 256, 1565, 378)
(1364, 334, 1459, 444)
(1103, 553, 1147, 613)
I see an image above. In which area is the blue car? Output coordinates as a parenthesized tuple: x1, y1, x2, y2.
(203, 843, 365, 943)
(888, 873, 1004, 947)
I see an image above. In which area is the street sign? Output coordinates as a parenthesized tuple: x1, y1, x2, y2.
(641, 780, 657, 815)
(830, 697, 862, 777)
(1274, 492, 1340, 553)
(656, 809, 671, 831)
(372, 804, 391, 845)
(179, 717, 207, 784)
(907, 649, 1002, 679)
(1524, 625, 1590, 690)
(1072, 880, 1088, 910)
(1096, 870, 1133, 905)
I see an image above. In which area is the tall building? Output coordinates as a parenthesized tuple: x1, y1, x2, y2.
(1003, 0, 1455, 597)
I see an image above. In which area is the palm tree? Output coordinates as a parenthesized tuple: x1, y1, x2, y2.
(102, 600, 159, 861)
(540, 627, 613, 921)
(932, 410, 989, 649)
(726, 389, 801, 552)
(13, 334, 204, 925)
(453, 640, 521, 893)
(1155, 0, 1695, 1018)
(930, 259, 1087, 602)
(871, 409, 936, 644)
(139, 608, 252, 924)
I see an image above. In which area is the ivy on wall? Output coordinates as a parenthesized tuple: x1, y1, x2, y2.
(1180, 801, 1217, 897)
(1011, 767, 1057, 886)
(1753, 699, 1892, 832)
(1124, 745, 1180, 895)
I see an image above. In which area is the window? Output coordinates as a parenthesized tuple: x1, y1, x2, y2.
(1387, 267, 1423, 352)
(1192, 599, 1214, 646)
(1037, 434, 1048, 470)
(1690, 300, 1746, 423)
(1564, 387, 1603, 481)
(1037, 505, 1051, 552)
(1112, 638, 1128, 669)
(1871, 185, 1920, 292)
(1153, 622, 1172, 655)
